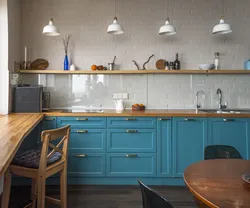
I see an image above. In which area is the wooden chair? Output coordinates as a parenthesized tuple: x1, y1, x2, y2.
(138, 180, 175, 208)
(204, 145, 243, 160)
(1, 125, 70, 208)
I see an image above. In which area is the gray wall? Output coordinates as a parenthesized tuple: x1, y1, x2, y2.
(20, 0, 250, 109)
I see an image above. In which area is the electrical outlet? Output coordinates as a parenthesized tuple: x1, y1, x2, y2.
(113, 93, 127, 99)
(122, 93, 129, 99)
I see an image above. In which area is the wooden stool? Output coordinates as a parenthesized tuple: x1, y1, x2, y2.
(1, 125, 70, 208)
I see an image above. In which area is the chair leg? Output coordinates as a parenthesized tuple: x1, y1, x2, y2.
(60, 168, 67, 208)
(31, 179, 37, 208)
(37, 176, 46, 208)
(1, 169, 12, 208)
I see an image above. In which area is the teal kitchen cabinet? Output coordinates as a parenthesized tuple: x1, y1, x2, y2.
(172, 117, 208, 177)
(69, 129, 106, 153)
(157, 117, 172, 177)
(68, 153, 105, 177)
(107, 117, 156, 129)
(208, 118, 250, 159)
(107, 129, 156, 153)
(57, 117, 106, 129)
(106, 153, 156, 177)
(41, 117, 57, 130)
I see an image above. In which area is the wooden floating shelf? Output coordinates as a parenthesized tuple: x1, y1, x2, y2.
(18, 69, 250, 75)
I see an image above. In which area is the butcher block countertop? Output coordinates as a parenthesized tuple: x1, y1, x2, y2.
(44, 109, 250, 118)
(0, 113, 44, 177)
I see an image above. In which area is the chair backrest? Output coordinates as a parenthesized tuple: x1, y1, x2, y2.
(138, 180, 174, 208)
(39, 125, 70, 171)
(204, 145, 243, 160)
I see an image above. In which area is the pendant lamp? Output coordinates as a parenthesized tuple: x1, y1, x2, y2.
(212, 0, 232, 35)
(107, 0, 124, 35)
(159, 0, 176, 35)
(42, 18, 60, 36)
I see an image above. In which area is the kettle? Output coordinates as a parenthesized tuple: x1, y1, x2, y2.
(114, 99, 126, 112)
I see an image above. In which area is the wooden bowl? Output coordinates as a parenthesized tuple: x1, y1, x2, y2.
(132, 105, 145, 111)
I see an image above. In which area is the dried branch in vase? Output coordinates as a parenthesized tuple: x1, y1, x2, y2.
(132, 60, 140, 70)
(58, 34, 72, 55)
(143, 54, 154, 70)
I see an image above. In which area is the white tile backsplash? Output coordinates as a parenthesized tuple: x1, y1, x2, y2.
(22, 73, 250, 110)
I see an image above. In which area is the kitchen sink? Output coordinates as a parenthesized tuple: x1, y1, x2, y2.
(200, 109, 250, 114)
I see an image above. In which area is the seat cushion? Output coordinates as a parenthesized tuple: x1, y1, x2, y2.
(12, 148, 62, 169)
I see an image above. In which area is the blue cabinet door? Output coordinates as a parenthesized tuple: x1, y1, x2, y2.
(69, 129, 106, 153)
(107, 117, 156, 129)
(208, 118, 250, 159)
(173, 117, 208, 177)
(42, 117, 57, 130)
(68, 153, 105, 177)
(157, 117, 172, 177)
(107, 129, 156, 153)
(106, 153, 156, 177)
(57, 117, 106, 129)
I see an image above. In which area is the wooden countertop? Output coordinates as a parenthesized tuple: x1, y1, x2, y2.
(0, 113, 44, 177)
(44, 109, 250, 118)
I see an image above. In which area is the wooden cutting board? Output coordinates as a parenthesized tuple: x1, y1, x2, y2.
(156, 59, 166, 70)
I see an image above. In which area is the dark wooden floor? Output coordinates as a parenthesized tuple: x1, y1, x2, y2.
(8, 185, 198, 208)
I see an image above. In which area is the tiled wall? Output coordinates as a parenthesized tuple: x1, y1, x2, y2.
(20, 0, 250, 109)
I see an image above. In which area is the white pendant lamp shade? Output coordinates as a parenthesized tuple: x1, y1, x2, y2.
(212, 18, 232, 35)
(107, 17, 124, 35)
(159, 19, 176, 35)
(42, 18, 60, 36)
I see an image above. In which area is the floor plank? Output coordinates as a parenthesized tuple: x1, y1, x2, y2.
(8, 185, 198, 208)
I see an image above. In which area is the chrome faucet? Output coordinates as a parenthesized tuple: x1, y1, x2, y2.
(196, 90, 206, 113)
(216, 88, 227, 111)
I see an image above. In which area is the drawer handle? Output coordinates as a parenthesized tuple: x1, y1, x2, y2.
(158, 118, 170, 121)
(75, 154, 87, 158)
(76, 118, 88, 121)
(126, 154, 138, 158)
(223, 119, 234, 122)
(44, 118, 55, 121)
(76, 130, 88, 133)
(125, 118, 136, 121)
(184, 118, 195, 121)
(126, 130, 138, 133)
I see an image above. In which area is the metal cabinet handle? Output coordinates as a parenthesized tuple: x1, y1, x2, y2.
(76, 130, 88, 133)
(184, 118, 195, 121)
(223, 118, 234, 122)
(76, 118, 88, 121)
(75, 154, 87, 158)
(44, 118, 55, 121)
(125, 118, 136, 121)
(158, 118, 170, 121)
(126, 154, 138, 158)
(126, 130, 138, 133)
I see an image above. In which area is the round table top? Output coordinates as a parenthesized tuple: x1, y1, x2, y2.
(184, 159, 250, 208)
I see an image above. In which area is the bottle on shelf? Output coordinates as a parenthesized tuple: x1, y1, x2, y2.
(173, 53, 181, 70)
(214, 52, 220, 70)
(169, 62, 174, 70)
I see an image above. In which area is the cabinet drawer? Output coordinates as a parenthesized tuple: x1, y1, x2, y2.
(69, 129, 106, 153)
(42, 117, 57, 130)
(106, 153, 156, 177)
(107, 129, 156, 152)
(57, 117, 106, 129)
(107, 117, 156, 129)
(68, 153, 105, 177)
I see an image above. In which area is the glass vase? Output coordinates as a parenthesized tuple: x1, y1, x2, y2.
(64, 54, 69, 70)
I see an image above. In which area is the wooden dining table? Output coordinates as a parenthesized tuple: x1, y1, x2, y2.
(184, 159, 250, 208)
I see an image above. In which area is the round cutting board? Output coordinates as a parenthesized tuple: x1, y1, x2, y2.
(156, 59, 166, 70)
